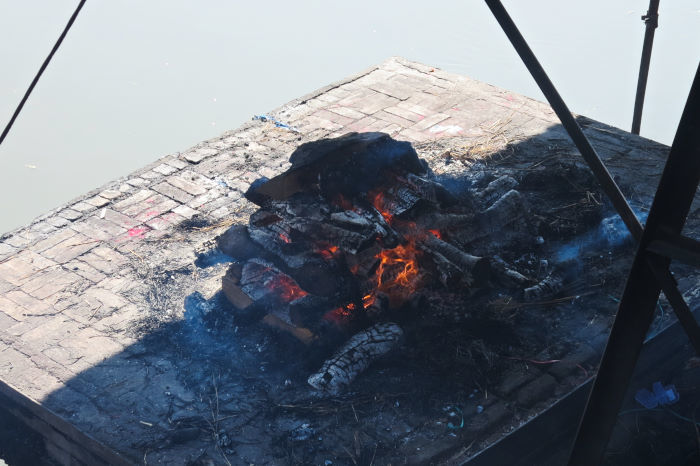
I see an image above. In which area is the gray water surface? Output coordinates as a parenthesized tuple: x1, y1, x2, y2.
(1, 0, 698, 234)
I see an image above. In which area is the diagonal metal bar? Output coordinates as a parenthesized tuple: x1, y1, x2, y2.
(484, 0, 643, 241)
(647, 234, 700, 268)
(568, 61, 700, 465)
(646, 255, 700, 354)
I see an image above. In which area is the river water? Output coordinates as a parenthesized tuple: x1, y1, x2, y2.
(0, 0, 698, 234)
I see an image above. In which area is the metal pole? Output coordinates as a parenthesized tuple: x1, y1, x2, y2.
(631, 0, 660, 135)
(483, 0, 644, 241)
(569, 61, 700, 465)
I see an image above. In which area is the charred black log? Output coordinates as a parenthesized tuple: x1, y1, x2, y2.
(422, 235, 490, 288)
(490, 256, 533, 288)
(523, 273, 564, 301)
(477, 175, 519, 205)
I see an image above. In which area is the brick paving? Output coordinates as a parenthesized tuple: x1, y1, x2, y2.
(0, 57, 690, 464)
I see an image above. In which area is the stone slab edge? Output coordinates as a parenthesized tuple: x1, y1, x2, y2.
(0, 379, 133, 466)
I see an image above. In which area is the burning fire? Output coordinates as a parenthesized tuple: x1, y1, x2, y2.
(266, 274, 307, 302)
(370, 191, 393, 223)
(271, 184, 435, 321)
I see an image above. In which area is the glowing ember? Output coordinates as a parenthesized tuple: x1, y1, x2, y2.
(266, 274, 307, 302)
(279, 232, 292, 243)
(428, 229, 442, 239)
(317, 244, 339, 260)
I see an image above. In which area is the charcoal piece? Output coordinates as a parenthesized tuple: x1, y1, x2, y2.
(423, 248, 463, 288)
(262, 314, 317, 345)
(405, 173, 458, 206)
(422, 235, 490, 287)
(480, 189, 526, 231)
(288, 218, 373, 255)
(221, 262, 244, 306)
(380, 185, 423, 217)
(329, 210, 374, 231)
(247, 132, 425, 204)
(221, 278, 254, 310)
(490, 256, 533, 288)
(247, 224, 307, 268)
(289, 295, 338, 328)
(216, 224, 263, 260)
(307, 322, 403, 393)
(523, 274, 564, 301)
(346, 244, 382, 279)
(415, 212, 475, 232)
(477, 175, 519, 205)
(449, 189, 526, 245)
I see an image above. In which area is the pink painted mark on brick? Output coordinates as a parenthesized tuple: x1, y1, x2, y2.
(128, 226, 149, 237)
(505, 94, 514, 101)
(113, 225, 150, 243)
(137, 210, 161, 222)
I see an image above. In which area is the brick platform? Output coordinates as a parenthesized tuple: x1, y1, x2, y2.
(1, 57, 695, 465)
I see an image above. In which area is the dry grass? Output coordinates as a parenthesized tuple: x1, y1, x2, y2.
(444, 115, 522, 164)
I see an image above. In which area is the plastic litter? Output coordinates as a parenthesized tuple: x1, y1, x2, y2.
(634, 382, 679, 409)
(253, 114, 300, 133)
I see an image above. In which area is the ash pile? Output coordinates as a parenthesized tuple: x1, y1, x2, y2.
(213, 132, 566, 393)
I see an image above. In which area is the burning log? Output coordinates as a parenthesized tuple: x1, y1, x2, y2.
(307, 322, 403, 393)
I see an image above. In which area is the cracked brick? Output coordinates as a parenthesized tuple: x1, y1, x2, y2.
(152, 181, 194, 204)
(41, 233, 98, 264)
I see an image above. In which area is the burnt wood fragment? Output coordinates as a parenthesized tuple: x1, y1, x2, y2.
(523, 273, 564, 301)
(307, 322, 403, 393)
(422, 235, 491, 288)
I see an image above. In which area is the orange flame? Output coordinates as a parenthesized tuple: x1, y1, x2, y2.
(428, 229, 442, 239)
(371, 191, 393, 223)
(266, 274, 307, 302)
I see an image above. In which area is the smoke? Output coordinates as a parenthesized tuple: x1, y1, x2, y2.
(554, 209, 649, 263)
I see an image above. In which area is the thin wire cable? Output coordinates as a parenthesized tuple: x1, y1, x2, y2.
(0, 0, 87, 146)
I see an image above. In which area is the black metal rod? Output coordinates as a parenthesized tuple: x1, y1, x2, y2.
(631, 0, 660, 135)
(647, 256, 700, 355)
(0, 0, 87, 147)
(484, 0, 644, 242)
(647, 235, 700, 268)
(569, 61, 700, 465)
